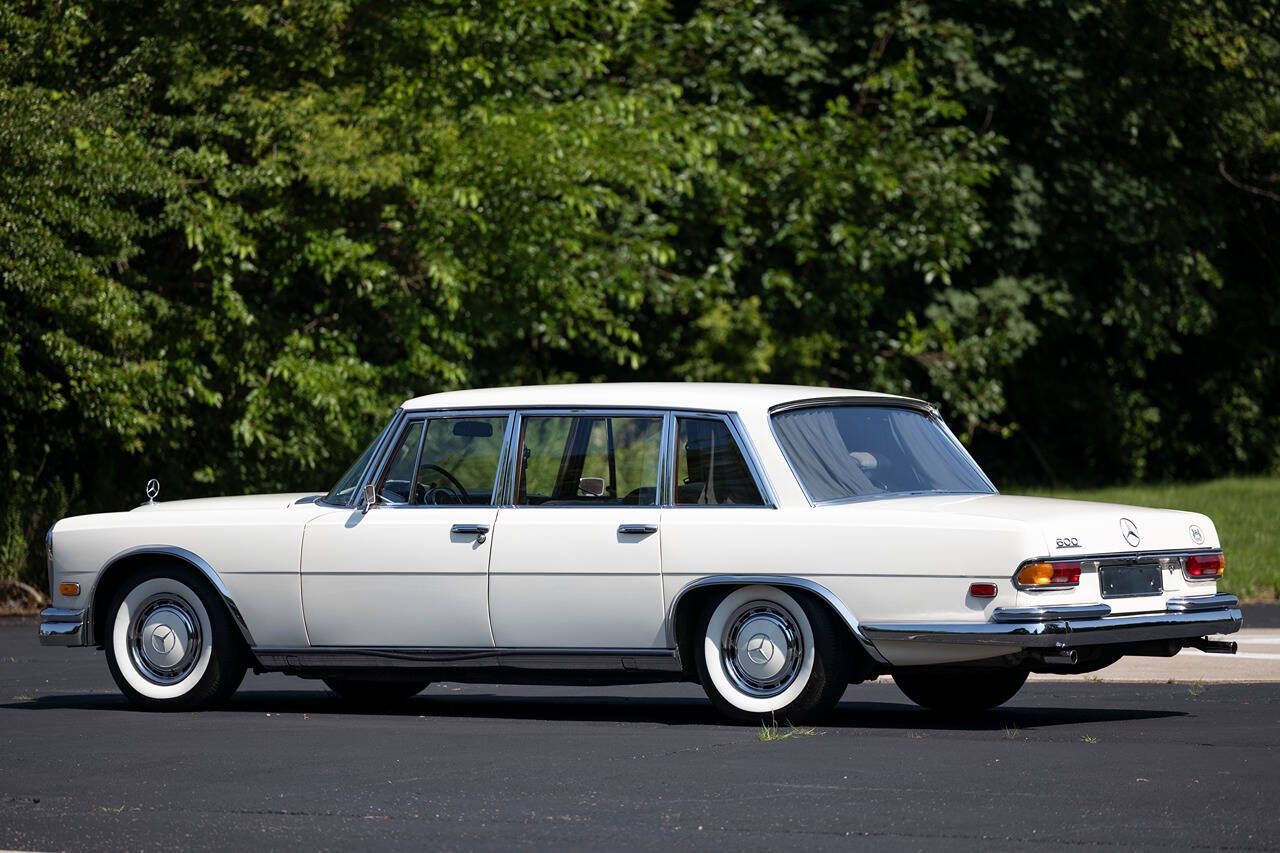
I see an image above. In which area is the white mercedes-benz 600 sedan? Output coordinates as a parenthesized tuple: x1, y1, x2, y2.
(40, 384, 1242, 721)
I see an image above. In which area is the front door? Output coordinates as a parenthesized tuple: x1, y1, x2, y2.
(487, 412, 666, 648)
(301, 413, 510, 647)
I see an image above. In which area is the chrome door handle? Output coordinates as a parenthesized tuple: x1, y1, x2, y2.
(617, 524, 658, 536)
(451, 523, 490, 544)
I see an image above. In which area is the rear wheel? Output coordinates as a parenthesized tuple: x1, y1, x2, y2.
(324, 679, 429, 704)
(105, 567, 246, 711)
(892, 668, 1028, 713)
(694, 585, 850, 724)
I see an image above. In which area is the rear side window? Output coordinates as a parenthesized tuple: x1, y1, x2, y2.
(516, 414, 662, 506)
(673, 418, 765, 506)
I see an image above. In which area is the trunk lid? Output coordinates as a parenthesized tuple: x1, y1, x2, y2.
(863, 493, 1223, 614)
(924, 494, 1219, 558)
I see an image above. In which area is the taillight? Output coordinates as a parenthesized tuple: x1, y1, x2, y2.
(1185, 553, 1225, 580)
(1015, 560, 1082, 589)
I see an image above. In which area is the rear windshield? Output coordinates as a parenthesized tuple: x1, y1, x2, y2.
(771, 405, 994, 503)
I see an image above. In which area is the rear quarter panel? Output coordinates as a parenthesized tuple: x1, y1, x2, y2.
(659, 503, 1044, 665)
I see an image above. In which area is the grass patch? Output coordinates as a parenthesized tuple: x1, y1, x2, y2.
(1017, 476, 1280, 600)
(757, 714, 818, 742)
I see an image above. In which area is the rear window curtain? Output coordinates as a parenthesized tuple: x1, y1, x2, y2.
(771, 408, 876, 502)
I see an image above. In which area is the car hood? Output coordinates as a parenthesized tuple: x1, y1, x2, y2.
(848, 493, 1219, 557)
(129, 493, 322, 513)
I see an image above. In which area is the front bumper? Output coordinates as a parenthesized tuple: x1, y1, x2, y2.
(860, 594, 1242, 648)
(38, 608, 89, 647)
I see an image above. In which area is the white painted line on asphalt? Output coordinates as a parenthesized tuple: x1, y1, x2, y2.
(1184, 651, 1280, 661)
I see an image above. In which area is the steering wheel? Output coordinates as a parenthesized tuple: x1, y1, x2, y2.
(414, 463, 469, 505)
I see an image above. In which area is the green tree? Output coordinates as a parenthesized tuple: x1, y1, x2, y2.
(2, 0, 1276, 591)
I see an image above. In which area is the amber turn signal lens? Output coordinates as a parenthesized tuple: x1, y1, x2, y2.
(59, 582, 80, 597)
(1016, 561, 1081, 588)
(1185, 553, 1225, 578)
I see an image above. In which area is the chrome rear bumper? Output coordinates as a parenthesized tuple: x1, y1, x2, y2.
(38, 608, 89, 647)
(860, 595, 1242, 648)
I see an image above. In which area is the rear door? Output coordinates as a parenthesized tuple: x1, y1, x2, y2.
(487, 411, 667, 648)
(658, 413, 779, 607)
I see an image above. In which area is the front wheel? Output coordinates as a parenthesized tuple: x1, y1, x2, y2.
(695, 585, 850, 724)
(105, 567, 246, 711)
(892, 668, 1028, 713)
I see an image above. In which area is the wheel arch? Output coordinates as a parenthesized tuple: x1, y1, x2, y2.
(667, 575, 889, 669)
(90, 546, 256, 649)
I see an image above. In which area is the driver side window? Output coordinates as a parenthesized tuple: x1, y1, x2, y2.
(415, 416, 508, 505)
(378, 415, 509, 506)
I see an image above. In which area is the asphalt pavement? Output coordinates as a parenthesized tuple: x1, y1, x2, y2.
(2, 620, 1278, 852)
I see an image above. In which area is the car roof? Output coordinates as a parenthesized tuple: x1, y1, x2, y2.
(400, 382, 923, 414)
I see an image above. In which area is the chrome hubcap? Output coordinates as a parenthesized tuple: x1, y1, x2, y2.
(128, 595, 202, 685)
(722, 602, 803, 697)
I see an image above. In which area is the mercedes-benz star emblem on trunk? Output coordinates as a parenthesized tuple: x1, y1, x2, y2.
(1119, 517, 1141, 548)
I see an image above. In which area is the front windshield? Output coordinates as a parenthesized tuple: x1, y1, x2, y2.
(322, 418, 395, 505)
(771, 405, 994, 503)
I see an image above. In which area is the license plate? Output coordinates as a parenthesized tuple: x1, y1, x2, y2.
(1100, 563, 1164, 598)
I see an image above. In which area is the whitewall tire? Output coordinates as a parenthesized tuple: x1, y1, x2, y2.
(694, 585, 850, 723)
(105, 567, 246, 710)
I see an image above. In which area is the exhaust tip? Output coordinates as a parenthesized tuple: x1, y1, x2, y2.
(1039, 649, 1079, 666)
(1188, 637, 1238, 655)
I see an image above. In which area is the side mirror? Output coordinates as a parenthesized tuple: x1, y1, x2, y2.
(579, 476, 605, 497)
(360, 483, 378, 513)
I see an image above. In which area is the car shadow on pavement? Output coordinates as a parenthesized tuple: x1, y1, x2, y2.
(1, 690, 1187, 730)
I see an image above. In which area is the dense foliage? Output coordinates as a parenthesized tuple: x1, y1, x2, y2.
(2, 1, 1277, 586)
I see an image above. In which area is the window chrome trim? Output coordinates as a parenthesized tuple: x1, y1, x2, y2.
(663, 411, 777, 509)
(933, 412, 998, 494)
(406, 402, 740, 415)
(364, 410, 514, 510)
(500, 408, 669, 509)
(765, 399, 996, 507)
(493, 412, 518, 506)
(658, 411, 674, 507)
